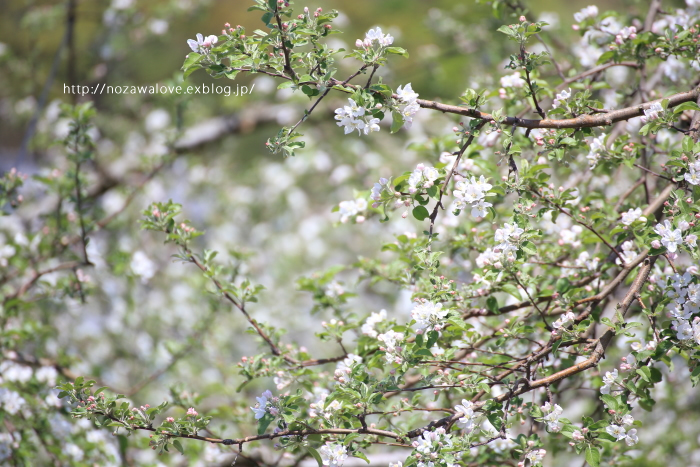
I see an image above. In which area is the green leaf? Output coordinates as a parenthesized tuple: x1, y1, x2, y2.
(306, 447, 324, 467)
(500, 283, 522, 300)
(521, 240, 537, 255)
(391, 111, 404, 133)
(585, 446, 601, 467)
(673, 102, 700, 113)
(600, 394, 618, 411)
(385, 47, 408, 58)
(182, 53, 202, 71)
(257, 413, 275, 435)
(412, 206, 430, 221)
(556, 278, 571, 294)
(487, 296, 499, 313)
(301, 85, 320, 97)
(183, 65, 202, 79)
(173, 439, 185, 455)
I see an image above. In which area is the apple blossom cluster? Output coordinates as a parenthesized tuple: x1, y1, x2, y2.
(361, 309, 387, 338)
(500, 72, 525, 89)
(620, 207, 646, 226)
(0, 388, 26, 416)
(394, 83, 421, 129)
(408, 164, 440, 193)
(523, 448, 546, 467)
(250, 389, 274, 420)
(334, 84, 419, 136)
(355, 27, 394, 49)
(615, 240, 638, 266)
(606, 420, 639, 446)
(600, 369, 622, 395)
(411, 427, 454, 467)
(685, 158, 700, 185)
(494, 223, 524, 260)
(454, 399, 477, 431)
(186, 33, 218, 53)
(653, 220, 696, 253)
(551, 311, 576, 335)
(614, 26, 637, 45)
(640, 102, 664, 123)
(551, 88, 571, 109)
(370, 177, 391, 205)
(334, 354, 362, 384)
(573, 5, 598, 23)
(619, 351, 637, 372)
(585, 132, 606, 168)
(451, 175, 493, 219)
(338, 197, 368, 223)
(319, 442, 348, 467)
(574, 251, 600, 272)
(667, 272, 700, 344)
(334, 98, 381, 136)
(377, 330, 405, 364)
(307, 388, 330, 418)
(540, 402, 564, 432)
(411, 300, 449, 333)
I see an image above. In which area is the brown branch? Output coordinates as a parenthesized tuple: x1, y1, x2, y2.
(416, 86, 699, 129)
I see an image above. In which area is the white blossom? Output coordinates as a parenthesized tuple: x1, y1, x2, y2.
(411, 301, 448, 332)
(685, 163, 700, 185)
(500, 72, 525, 88)
(606, 424, 627, 441)
(395, 83, 420, 129)
(453, 175, 493, 219)
(408, 164, 440, 194)
(319, 443, 348, 467)
(541, 402, 564, 432)
(371, 178, 390, 202)
(616, 240, 637, 266)
(641, 102, 663, 123)
(338, 198, 368, 223)
(494, 222, 524, 254)
(601, 369, 619, 395)
(573, 5, 598, 22)
(552, 88, 571, 109)
(361, 27, 394, 47)
(454, 399, 477, 431)
(621, 414, 634, 426)
(187, 33, 218, 53)
(654, 220, 682, 253)
(525, 449, 546, 466)
(0, 361, 33, 383)
(250, 390, 272, 420)
(361, 309, 387, 337)
(0, 389, 26, 415)
(620, 207, 645, 226)
(334, 98, 381, 136)
(586, 132, 606, 168)
(552, 311, 576, 331)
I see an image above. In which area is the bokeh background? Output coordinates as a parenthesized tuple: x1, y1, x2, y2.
(0, 0, 698, 466)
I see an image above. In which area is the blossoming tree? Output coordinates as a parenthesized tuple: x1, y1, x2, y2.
(2, 0, 700, 466)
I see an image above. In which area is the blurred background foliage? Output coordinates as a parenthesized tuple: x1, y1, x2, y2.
(0, 0, 697, 466)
